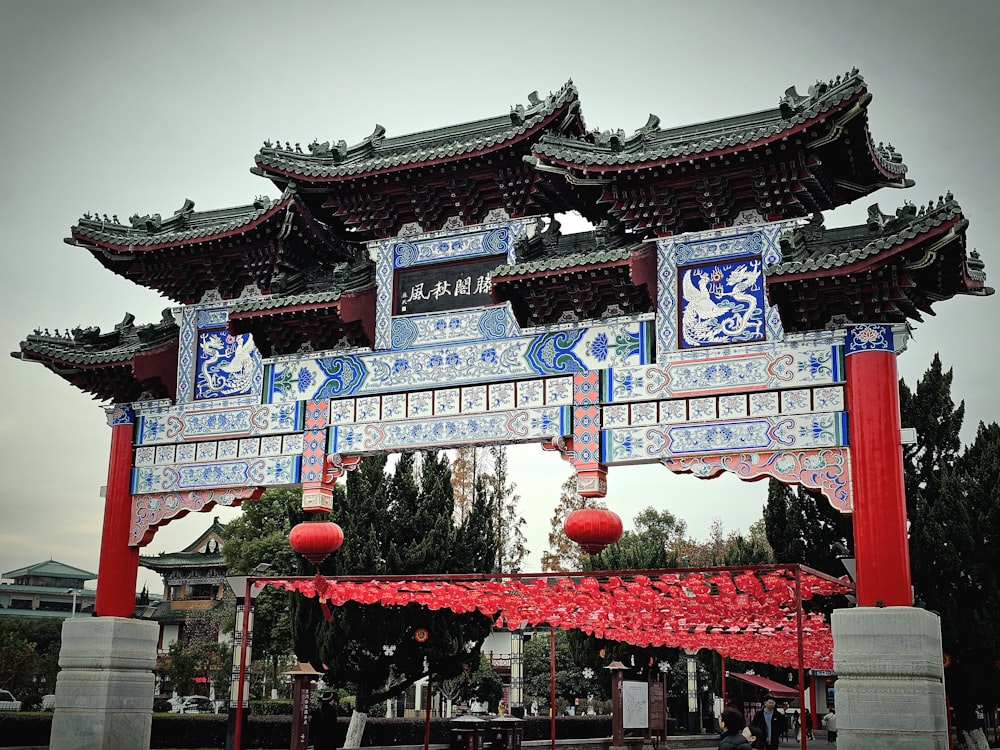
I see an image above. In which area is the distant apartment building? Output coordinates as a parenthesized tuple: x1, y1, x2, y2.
(0, 560, 96, 619)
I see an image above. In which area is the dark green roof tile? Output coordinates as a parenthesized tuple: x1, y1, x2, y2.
(254, 82, 581, 179)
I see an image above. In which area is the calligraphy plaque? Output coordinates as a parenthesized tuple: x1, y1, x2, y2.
(394, 255, 504, 315)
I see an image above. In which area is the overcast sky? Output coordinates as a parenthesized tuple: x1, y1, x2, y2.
(1, 1, 998, 596)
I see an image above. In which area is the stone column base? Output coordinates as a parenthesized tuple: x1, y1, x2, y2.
(50, 616, 158, 750)
(832, 607, 947, 750)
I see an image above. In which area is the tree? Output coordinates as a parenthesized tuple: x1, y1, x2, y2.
(899, 356, 1000, 748)
(540, 475, 590, 572)
(763, 481, 851, 576)
(451, 446, 528, 572)
(0, 630, 37, 693)
(291, 452, 498, 748)
(522, 629, 594, 713)
(223, 486, 329, 697)
(484, 446, 528, 572)
(163, 607, 232, 697)
(0, 619, 62, 695)
(450, 446, 479, 524)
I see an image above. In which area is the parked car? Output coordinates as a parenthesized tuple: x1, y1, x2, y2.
(175, 695, 218, 714)
(0, 690, 21, 711)
(41, 694, 56, 711)
(152, 695, 172, 713)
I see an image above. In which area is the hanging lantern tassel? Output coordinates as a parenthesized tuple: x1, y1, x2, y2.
(289, 520, 344, 621)
(319, 599, 333, 622)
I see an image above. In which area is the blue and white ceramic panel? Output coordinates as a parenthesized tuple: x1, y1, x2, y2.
(655, 222, 790, 360)
(195, 329, 263, 400)
(135, 402, 304, 445)
(265, 319, 651, 403)
(330, 405, 570, 454)
(844, 324, 894, 354)
(372, 219, 529, 350)
(325, 376, 571, 428)
(602, 411, 848, 464)
(602, 334, 845, 403)
(131, 455, 300, 493)
(389, 305, 522, 349)
(598, 385, 845, 428)
(176, 307, 198, 403)
(679, 259, 766, 348)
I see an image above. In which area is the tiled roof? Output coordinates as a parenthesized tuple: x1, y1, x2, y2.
(228, 261, 376, 315)
(68, 193, 291, 250)
(494, 245, 632, 276)
(769, 195, 968, 278)
(138, 552, 226, 569)
(531, 69, 905, 176)
(253, 81, 582, 179)
(12, 311, 178, 367)
(2, 560, 97, 580)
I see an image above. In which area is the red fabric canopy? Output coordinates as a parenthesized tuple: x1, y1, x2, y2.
(727, 671, 799, 699)
(264, 565, 852, 670)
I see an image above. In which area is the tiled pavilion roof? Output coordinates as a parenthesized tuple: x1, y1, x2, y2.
(65, 191, 365, 304)
(768, 194, 992, 332)
(11, 311, 179, 401)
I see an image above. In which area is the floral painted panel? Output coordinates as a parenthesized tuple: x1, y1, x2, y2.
(265, 319, 650, 403)
(329, 406, 570, 453)
(602, 412, 848, 462)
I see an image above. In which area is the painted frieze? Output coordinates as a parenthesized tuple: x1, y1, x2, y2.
(602, 411, 848, 463)
(264, 317, 652, 403)
(602, 332, 845, 403)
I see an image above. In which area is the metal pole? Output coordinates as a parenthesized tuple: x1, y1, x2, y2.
(234, 578, 252, 750)
(550, 626, 556, 750)
(795, 567, 806, 750)
(720, 654, 726, 710)
(424, 676, 432, 750)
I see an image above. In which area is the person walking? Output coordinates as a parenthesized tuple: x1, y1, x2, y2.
(718, 707, 755, 750)
(822, 708, 837, 743)
(802, 708, 815, 740)
(751, 696, 787, 750)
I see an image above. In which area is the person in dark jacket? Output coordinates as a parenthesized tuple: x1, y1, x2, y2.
(750, 696, 787, 749)
(719, 707, 755, 750)
(310, 690, 339, 749)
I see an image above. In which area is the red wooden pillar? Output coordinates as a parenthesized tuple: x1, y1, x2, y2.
(94, 404, 140, 617)
(844, 324, 913, 607)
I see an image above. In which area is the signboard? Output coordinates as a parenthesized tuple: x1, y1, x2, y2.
(648, 681, 665, 732)
(395, 255, 502, 315)
(622, 680, 649, 729)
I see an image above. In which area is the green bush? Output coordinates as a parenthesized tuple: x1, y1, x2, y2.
(0, 713, 52, 746)
(150, 714, 227, 749)
(250, 699, 294, 715)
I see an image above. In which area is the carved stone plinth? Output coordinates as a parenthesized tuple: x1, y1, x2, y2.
(832, 607, 947, 749)
(50, 617, 158, 750)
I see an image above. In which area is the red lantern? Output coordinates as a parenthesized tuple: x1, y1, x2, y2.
(289, 520, 344, 566)
(564, 507, 623, 555)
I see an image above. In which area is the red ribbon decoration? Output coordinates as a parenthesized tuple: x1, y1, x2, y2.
(263, 567, 852, 670)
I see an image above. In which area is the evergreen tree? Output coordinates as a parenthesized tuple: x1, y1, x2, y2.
(899, 356, 999, 744)
(223, 486, 319, 695)
(485, 446, 528, 572)
(290, 452, 498, 748)
(762, 482, 851, 576)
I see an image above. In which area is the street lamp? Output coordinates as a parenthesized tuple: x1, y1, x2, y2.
(65, 588, 77, 617)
